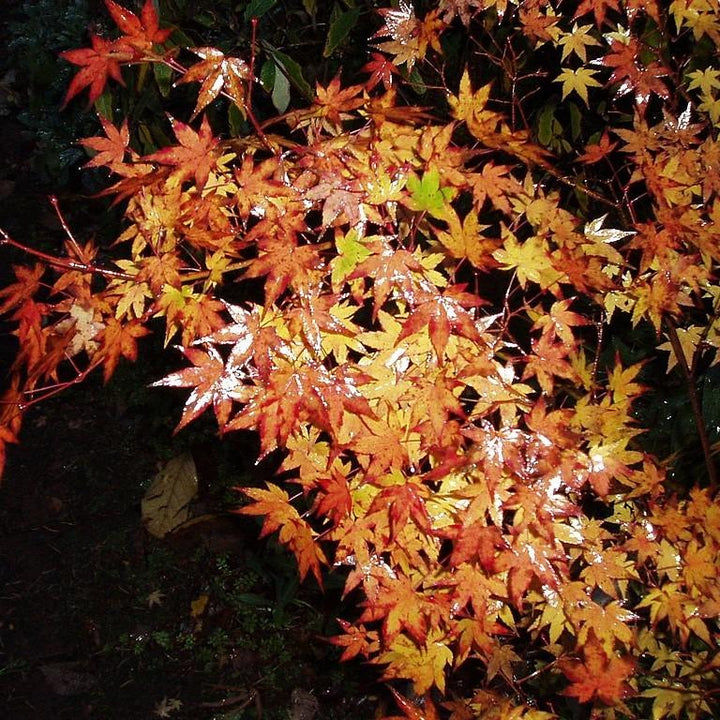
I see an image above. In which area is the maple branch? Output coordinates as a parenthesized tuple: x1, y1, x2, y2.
(50, 195, 83, 259)
(11, 358, 103, 413)
(245, 17, 277, 155)
(0, 228, 133, 281)
(665, 318, 718, 488)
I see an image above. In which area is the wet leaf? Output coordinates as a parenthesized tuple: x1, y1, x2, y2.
(141, 453, 198, 538)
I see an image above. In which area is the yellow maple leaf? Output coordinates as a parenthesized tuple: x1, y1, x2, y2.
(554, 67, 602, 105)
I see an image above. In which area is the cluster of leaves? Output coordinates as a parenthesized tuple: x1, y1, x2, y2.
(1, 0, 719, 718)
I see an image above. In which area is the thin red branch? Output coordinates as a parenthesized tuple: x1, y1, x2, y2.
(0, 227, 133, 281)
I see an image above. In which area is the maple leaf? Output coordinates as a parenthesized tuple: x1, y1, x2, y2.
(369, 481, 433, 538)
(688, 68, 720, 105)
(366, 574, 430, 644)
(496, 532, 565, 607)
(574, 600, 638, 653)
(177, 48, 252, 119)
(390, 688, 441, 720)
(144, 115, 219, 190)
(80, 115, 131, 172)
(397, 285, 485, 363)
(493, 228, 562, 290)
(576, 130, 618, 164)
(229, 363, 373, 455)
(408, 371, 466, 445)
(560, 633, 635, 705)
(362, 52, 401, 91)
(434, 211, 500, 272)
(244, 243, 323, 308)
(599, 38, 670, 109)
(314, 467, 353, 525)
(450, 522, 505, 571)
(0, 264, 45, 316)
(286, 294, 362, 361)
(448, 71, 504, 143)
(379, 629, 453, 695)
(373, 2, 443, 70)
(312, 75, 365, 127)
(146, 589, 165, 608)
(557, 23, 602, 63)
(153, 696, 182, 718)
(328, 619, 378, 661)
(405, 168, 455, 220)
(350, 242, 426, 318)
(104, 0, 171, 53)
(331, 228, 373, 289)
(239, 483, 327, 583)
(554, 67, 602, 105)
(60, 34, 133, 108)
(0, 380, 24, 479)
(438, 0, 486, 26)
(467, 162, 523, 216)
(153, 344, 240, 430)
(531, 298, 589, 348)
(97, 317, 151, 383)
(573, 0, 622, 27)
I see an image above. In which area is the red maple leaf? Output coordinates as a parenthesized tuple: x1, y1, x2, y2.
(314, 468, 353, 525)
(362, 52, 401, 91)
(369, 482, 433, 537)
(61, 35, 133, 108)
(397, 285, 485, 363)
(573, 0, 622, 27)
(104, 0, 171, 53)
(576, 130, 618, 165)
(449, 522, 506, 571)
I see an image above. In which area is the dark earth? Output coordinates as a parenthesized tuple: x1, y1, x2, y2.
(0, 362, 383, 719)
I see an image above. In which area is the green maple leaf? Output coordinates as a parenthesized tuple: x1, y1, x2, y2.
(405, 168, 455, 219)
(331, 228, 373, 288)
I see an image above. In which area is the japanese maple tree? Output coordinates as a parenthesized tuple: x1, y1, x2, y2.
(1, 1, 719, 718)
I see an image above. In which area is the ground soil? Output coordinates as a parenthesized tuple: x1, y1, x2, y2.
(0, 371, 380, 719)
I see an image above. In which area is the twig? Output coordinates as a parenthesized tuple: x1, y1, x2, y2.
(49, 196, 84, 259)
(0, 228, 132, 281)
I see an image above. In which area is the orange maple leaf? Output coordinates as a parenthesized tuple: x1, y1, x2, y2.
(144, 115, 220, 190)
(239, 483, 327, 584)
(560, 633, 635, 705)
(178, 47, 252, 119)
(98, 317, 151, 383)
(0, 264, 45, 316)
(80, 115, 131, 171)
(153, 345, 238, 430)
